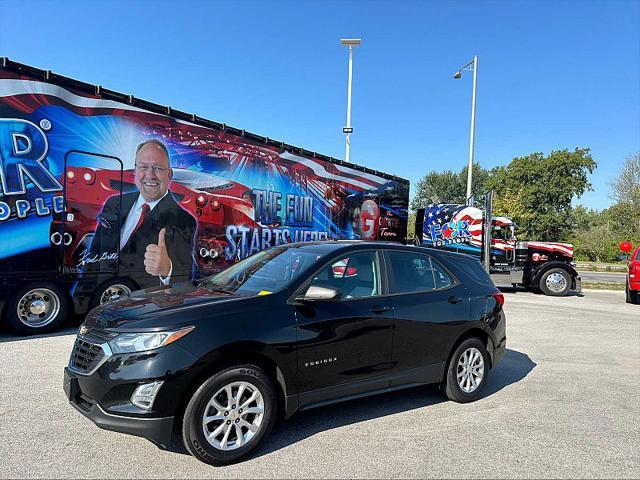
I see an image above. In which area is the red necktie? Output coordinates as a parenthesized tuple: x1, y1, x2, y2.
(130, 203, 150, 239)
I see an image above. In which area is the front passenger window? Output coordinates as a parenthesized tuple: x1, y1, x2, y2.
(308, 252, 380, 299)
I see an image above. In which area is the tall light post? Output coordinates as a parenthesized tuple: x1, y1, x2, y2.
(340, 38, 361, 163)
(453, 55, 478, 204)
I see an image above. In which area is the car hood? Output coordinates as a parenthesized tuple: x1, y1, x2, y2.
(84, 282, 244, 331)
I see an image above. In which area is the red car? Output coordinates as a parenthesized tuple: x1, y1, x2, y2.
(626, 245, 639, 305)
(51, 167, 256, 274)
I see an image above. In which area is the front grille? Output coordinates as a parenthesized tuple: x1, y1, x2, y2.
(83, 328, 118, 343)
(68, 337, 109, 375)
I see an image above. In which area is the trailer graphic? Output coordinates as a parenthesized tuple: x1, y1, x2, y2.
(0, 59, 409, 334)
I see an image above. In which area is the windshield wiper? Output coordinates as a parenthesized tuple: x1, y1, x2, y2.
(204, 284, 234, 295)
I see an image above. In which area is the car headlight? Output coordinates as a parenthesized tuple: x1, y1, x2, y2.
(109, 326, 195, 354)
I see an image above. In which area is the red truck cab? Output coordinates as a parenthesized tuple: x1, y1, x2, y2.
(626, 245, 640, 304)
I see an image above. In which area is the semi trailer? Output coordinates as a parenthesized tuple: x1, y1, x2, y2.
(0, 59, 409, 334)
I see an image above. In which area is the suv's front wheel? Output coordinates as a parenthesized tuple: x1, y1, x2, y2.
(182, 364, 276, 466)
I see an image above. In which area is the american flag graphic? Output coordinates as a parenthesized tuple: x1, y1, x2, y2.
(424, 204, 482, 247)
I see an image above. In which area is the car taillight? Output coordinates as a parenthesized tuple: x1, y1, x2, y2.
(630, 264, 638, 278)
(210, 197, 222, 211)
(492, 291, 505, 307)
(195, 194, 208, 208)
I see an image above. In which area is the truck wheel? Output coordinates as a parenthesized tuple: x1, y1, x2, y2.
(444, 338, 490, 403)
(90, 278, 137, 309)
(182, 364, 277, 466)
(2, 282, 69, 335)
(539, 268, 571, 296)
(627, 282, 639, 305)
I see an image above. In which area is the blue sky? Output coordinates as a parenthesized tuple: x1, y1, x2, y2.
(1, 0, 638, 210)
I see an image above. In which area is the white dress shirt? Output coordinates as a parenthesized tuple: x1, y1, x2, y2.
(120, 192, 172, 284)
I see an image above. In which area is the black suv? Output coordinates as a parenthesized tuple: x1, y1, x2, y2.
(64, 241, 506, 465)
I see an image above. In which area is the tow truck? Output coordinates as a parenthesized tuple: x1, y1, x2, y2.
(415, 191, 581, 296)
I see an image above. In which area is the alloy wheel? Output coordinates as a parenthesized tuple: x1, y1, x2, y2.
(201, 381, 265, 451)
(456, 347, 485, 394)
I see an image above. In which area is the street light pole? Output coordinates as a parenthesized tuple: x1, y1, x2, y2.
(454, 55, 478, 204)
(340, 38, 361, 163)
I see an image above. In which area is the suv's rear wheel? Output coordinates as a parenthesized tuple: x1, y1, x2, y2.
(182, 364, 276, 466)
(539, 268, 571, 296)
(444, 338, 490, 403)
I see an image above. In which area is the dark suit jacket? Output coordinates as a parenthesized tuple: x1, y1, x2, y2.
(86, 191, 197, 288)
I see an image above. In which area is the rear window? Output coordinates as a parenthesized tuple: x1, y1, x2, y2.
(635, 248, 640, 261)
(454, 257, 494, 286)
(386, 251, 456, 294)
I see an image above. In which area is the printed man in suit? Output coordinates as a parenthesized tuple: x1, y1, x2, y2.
(87, 140, 197, 288)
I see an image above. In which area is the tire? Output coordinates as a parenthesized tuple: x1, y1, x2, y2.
(182, 364, 277, 466)
(444, 338, 490, 403)
(89, 278, 137, 310)
(2, 282, 69, 335)
(627, 281, 639, 305)
(538, 268, 572, 296)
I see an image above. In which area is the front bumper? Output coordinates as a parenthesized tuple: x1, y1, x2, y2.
(64, 367, 174, 447)
(574, 275, 582, 293)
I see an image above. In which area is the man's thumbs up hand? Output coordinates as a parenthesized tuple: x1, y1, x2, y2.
(145, 228, 171, 277)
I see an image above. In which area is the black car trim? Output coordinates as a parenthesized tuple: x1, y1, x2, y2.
(388, 362, 443, 387)
(297, 374, 391, 412)
(70, 399, 174, 447)
(297, 362, 445, 412)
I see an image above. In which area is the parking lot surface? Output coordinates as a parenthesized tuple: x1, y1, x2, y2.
(0, 290, 638, 479)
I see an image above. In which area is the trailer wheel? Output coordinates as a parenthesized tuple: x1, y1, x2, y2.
(539, 268, 571, 296)
(3, 282, 69, 335)
(90, 278, 137, 309)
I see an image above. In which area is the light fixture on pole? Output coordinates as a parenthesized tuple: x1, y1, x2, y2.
(340, 38, 361, 163)
(453, 55, 478, 204)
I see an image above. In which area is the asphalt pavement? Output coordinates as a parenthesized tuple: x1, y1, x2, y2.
(0, 290, 638, 479)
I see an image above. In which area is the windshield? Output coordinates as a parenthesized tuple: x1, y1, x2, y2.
(204, 247, 325, 295)
(492, 225, 516, 241)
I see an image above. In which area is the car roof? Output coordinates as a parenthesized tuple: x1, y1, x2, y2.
(278, 240, 472, 261)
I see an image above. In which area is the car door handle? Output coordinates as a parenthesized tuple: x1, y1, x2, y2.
(369, 305, 391, 313)
(447, 296, 463, 304)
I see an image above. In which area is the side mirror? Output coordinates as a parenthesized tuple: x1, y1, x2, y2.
(296, 285, 341, 303)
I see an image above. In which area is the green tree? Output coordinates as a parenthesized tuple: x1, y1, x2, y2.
(572, 224, 619, 262)
(406, 211, 417, 241)
(411, 162, 489, 210)
(569, 205, 603, 232)
(486, 148, 596, 241)
(610, 152, 640, 206)
(492, 187, 536, 238)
